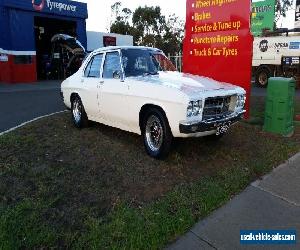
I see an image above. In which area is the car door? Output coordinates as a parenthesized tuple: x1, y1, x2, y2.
(98, 50, 129, 127)
(80, 53, 104, 118)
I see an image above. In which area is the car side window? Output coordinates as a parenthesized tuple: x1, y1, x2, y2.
(103, 52, 121, 79)
(84, 54, 103, 78)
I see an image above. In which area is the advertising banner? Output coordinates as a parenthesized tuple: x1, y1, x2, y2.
(183, 0, 253, 117)
(296, 0, 300, 28)
(251, 0, 276, 36)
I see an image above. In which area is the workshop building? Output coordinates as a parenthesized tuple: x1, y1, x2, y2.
(0, 0, 88, 83)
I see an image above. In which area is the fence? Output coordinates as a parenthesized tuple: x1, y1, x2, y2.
(167, 52, 183, 72)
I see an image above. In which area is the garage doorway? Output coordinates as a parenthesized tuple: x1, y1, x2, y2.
(34, 16, 77, 80)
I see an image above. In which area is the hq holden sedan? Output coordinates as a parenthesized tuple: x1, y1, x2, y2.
(61, 46, 246, 159)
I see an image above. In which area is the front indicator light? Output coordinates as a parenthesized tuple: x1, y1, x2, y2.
(236, 94, 246, 108)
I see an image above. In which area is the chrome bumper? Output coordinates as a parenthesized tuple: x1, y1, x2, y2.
(179, 110, 246, 134)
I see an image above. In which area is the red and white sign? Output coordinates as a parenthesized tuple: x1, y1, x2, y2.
(32, 0, 45, 11)
(183, 0, 253, 118)
(103, 36, 117, 47)
(32, 0, 77, 12)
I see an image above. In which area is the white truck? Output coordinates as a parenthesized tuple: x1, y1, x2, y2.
(252, 35, 300, 87)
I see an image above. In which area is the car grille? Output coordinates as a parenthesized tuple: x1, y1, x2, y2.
(203, 95, 235, 120)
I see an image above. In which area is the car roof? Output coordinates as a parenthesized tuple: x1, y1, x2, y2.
(92, 46, 162, 54)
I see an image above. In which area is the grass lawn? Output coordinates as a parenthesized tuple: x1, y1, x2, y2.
(0, 96, 299, 249)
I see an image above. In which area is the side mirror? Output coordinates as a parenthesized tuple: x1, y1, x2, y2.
(113, 70, 121, 79)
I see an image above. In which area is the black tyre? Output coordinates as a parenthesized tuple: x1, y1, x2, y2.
(71, 95, 89, 128)
(255, 67, 271, 87)
(142, 108, 173, 159)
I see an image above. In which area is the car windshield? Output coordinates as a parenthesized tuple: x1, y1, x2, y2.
(121, 48, 177, 77)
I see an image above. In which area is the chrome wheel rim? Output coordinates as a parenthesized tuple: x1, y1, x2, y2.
(259, 72, 268, 86)
(72, 99, 82, 123)
(145, 115, 163, 152)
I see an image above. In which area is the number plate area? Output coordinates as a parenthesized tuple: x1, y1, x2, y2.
(215, 121, 231, 136)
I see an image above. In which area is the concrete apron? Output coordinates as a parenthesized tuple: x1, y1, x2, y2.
(168, 152, 300, 250)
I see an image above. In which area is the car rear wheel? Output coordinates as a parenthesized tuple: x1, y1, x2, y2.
(142, 108, 172, 159)
(71, 95, 89, 128)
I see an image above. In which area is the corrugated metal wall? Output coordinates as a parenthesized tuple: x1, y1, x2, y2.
(0, 0, 11, 50)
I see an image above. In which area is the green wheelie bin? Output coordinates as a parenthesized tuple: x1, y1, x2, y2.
(264, 77, 295, 137)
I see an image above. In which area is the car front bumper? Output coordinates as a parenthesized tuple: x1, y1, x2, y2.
(179, 110, 246, 134)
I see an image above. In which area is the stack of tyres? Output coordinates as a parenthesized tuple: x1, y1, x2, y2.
(264, 77, 296, 137)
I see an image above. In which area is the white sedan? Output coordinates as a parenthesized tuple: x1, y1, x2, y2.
(61, 46, 246, 159)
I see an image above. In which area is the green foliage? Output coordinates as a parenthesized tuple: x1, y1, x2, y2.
(132, 6, 165, 36)
(0, 200, 57, 249)
(110, 21, 132, 36)
(0, 99, 299, 248)
(275, 0, 294, 25)
(75, 177, 228, 249)
(110, 2, 184, 55)
(2, 148, 298, 249)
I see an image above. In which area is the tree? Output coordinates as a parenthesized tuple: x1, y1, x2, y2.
(161, 14, 185, 55)
(110, 21, 132, 35)
(110, 2, 122, 27)
(110, 2, 184, 54)
(110, 2, 133, 35)
(275, 0, 294, 25)
(130, 6, 167, 47)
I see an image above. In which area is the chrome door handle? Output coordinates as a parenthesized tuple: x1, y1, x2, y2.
(97, 80, 104, 88)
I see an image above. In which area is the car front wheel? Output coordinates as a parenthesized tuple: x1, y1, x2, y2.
(71, 95, 89, 128)
(142, 108, 172, 159)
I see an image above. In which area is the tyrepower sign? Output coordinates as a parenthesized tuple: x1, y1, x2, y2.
(32, 0, 77, 12)
(183, 0, 253, 118)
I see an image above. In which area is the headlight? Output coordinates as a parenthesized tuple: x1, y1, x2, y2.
(187, 102, 193, 117)
(236, 94, 246, 108)
(187, 100, 202, 117)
